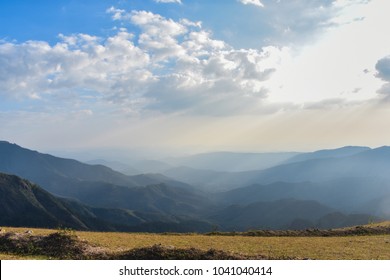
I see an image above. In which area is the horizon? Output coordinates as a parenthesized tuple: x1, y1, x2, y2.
(0, 139, 386, 164)
(1, 1, 390, 153)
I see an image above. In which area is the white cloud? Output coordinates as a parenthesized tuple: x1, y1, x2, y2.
(154, 0, 182, 3)
(0, 31, 152, 108)
(0, 10, 281, 116)
(180, 18, 202, 28)
(376, 56, 390, 81)
(130, 10, 187, 61)
(106, 6, 131, 21)
(239, 0, 264, 8)
(264, 0, 390, 104)
(376, 56, 390, 95)
(4, 2, 390, 153)
(4, 2, 389, 118)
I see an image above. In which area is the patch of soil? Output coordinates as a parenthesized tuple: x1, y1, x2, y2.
(112, 244, 272, 260)
(0, 232, 107, 259)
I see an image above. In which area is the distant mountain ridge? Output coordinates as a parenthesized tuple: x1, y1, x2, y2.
(164, 151, 300, 172)
(1, 140, 389, 232)
(210, 198, 335, 230)
(163, 146, 390, 191)
(0, 141, 137, 188)
(216, 177, 390, 213)
(85, 159, 140, 175)
(283, 146, 371, 164)
(244, 146, 390, 184)
(0, 141, 215, 225)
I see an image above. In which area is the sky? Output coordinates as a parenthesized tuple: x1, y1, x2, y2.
(1, 0, 390, 157)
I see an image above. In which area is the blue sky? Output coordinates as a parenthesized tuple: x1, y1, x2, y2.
(1, 0, 390, 155)
(0, 0, 266, 47)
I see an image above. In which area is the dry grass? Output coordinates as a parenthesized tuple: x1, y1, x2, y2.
(0, 253, 45, 260)
(76, 233, 390, 260)
(1, 223, 390, 260)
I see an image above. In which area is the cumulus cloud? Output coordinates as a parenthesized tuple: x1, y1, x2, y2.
(0, 10, 283, 115)
(376, 56, 390, 81)
(239, 0, 264, 8)
(130, 10, 188, 61)
(106, 6, 132, 21)
(376, 56, 390, 94)
(0, 31, 152, 105)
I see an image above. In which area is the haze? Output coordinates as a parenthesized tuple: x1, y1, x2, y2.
(1, 0, 390, 156)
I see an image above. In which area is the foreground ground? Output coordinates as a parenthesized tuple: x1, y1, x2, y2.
(1, 222, 390, 260)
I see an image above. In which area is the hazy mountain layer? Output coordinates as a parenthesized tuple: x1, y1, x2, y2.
(164, 151, 300, 172)
(283, 146, 371, 164)
(210, 199, 334, 230)
(164, 146, 390, 192)
(216, 178, 390, 213)
(0, 172, 214, 232)
(1, 141, 389, 232)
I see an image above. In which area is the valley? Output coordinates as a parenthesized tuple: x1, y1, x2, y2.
(1, 141, 390, 232)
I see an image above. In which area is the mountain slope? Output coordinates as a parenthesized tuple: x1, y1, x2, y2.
(163, 166, 232, 191)
(0, 172, 212, 232)
(0, 141, 205, 216)
(165, 146, 390, 191)
(85, 159, 140, 175)
(129, 173, 194, 189)
(0, 141, 140, 191)
(216, 177, 390, 212)
(244, 146, 390, 184)
(0, 172, 91, 229)
(60, 180, 213, 217)
(164, 151, 300, 172)
(209, 199, 335, 231)
(2, 141, 388, 232)
(283, 146, 371, 164)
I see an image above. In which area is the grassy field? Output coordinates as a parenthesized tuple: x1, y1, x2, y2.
(1, 222, 390, 260)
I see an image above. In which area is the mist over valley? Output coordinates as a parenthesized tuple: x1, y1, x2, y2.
(1, 140, 389, 232)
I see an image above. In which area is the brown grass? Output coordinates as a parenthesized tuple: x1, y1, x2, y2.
(1, 222, 390, 260)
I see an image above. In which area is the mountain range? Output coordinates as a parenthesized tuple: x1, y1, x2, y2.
(0, 140, 388, 232)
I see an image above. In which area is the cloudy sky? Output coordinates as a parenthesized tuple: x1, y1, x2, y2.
(1, 0, 390, 156)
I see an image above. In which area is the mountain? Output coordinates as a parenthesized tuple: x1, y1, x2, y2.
(85, 159, 140, 175)
(0, 172, 151, 230)
(215, 177, 390, 212)
(0, 141, 205, 215)
(0, 141, 139, 191)
(209, 199, 335, 231)
(2, 140, 388, 232)
(241, 146, 390, 184)
(360, 195, 390, 219)
(164, 151, 300, 172)
(209, 198, 380, 231)
(0, 172, 213, 232)
(129, 173, 194, 190)
(163, 166, 232, 191)
(164, 146, 390, 191)
(0, 172, 90, 229)
(283, 146, 371, 164)
(58, 180, 213, 217)
(129, 160, 174, 174)
(315, 212, 380, 229)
